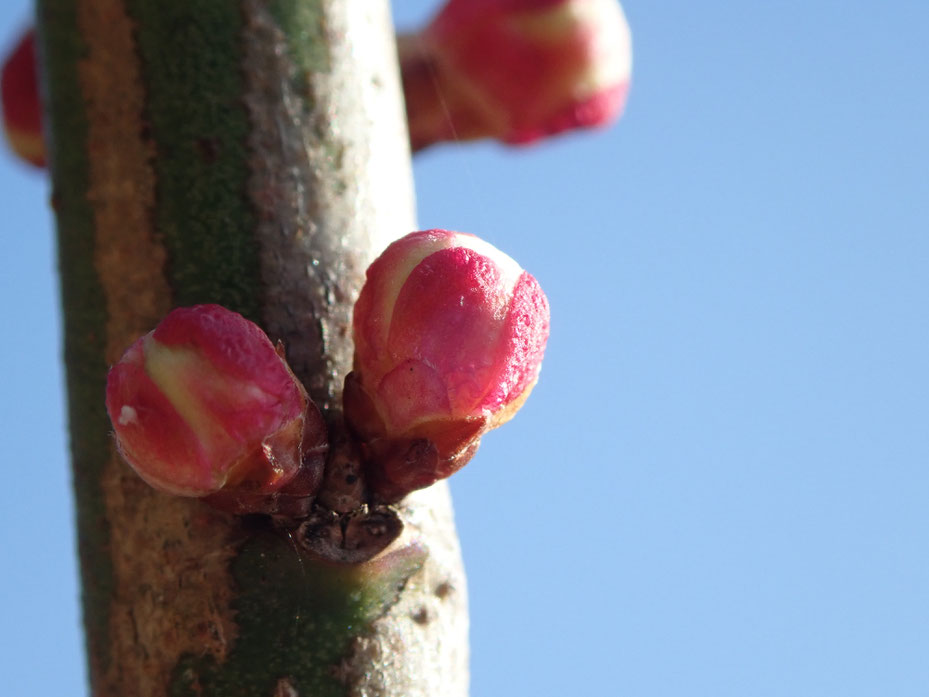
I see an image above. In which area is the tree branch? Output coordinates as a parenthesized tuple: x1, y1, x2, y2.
(38, 0, 468, 694)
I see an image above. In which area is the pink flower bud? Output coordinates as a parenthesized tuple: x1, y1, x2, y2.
(105, 305, 326, 515)
(345, 230, 550, 501)
(1, 29, 45, 168)
(400, 0, 632, 150)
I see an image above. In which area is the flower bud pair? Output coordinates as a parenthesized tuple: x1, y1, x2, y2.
(105, 234, 550, 509)
(105, 305, 326, 516)
(400, 0, 632, 150)
(346, 230, 550, 502)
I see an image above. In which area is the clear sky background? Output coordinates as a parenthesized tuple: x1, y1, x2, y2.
(1, 1, 928, 695)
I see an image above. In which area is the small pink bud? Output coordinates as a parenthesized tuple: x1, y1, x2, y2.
(105, 305, 326, 515)
(1, 29, 45, 168)
(346, 230, 550, 501)
(400, 0, 632, 150)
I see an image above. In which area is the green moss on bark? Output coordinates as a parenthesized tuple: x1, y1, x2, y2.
(37, 0, 116, 673)
(265, 0, 347, 171)
(170, 530, 426, 697)
(268, 0, 331, 79)
(124, 0, 262, 320)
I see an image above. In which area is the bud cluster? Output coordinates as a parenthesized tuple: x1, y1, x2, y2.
(3, 1, 631, 168)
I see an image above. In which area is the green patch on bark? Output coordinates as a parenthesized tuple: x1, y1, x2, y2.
(124, 0, 262, 321)
(266, 0, 349, 197)
(267, 0, 331, 87)
(37, 0, 115, 673)
(169, 530, 425, 697)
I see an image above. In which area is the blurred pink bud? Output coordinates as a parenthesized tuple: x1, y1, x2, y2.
(400, 0, 632, 150)
(346, 230, 550, 501)
(1, 29, 45, 167)
(105, 305, 326, 515)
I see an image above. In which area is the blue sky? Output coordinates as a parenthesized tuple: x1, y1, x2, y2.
(2, 1, 928, 695)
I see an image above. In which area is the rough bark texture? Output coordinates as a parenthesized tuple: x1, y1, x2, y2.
(38, 1, 469, 695)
